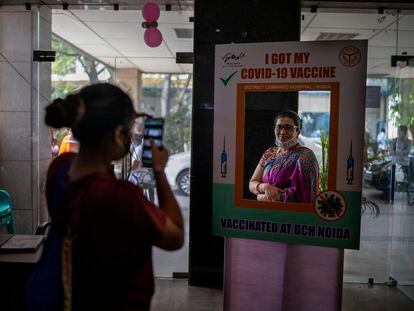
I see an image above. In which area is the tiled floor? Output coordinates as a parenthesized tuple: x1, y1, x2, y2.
(152, 279, 223, 311)
(344, 187, 394, 283)
(151, 279, 414, 311)
(153, 189, 189, 277)
(344, 186, 414, 294)
(342, 283, 414, 311)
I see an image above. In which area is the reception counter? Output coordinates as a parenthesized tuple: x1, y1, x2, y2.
(0, 234, 44, 311)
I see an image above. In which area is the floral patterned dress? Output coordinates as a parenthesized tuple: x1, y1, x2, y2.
(259, 145, 319, 203)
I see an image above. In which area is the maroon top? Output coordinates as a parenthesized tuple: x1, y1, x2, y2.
(44, 153, 166, 310)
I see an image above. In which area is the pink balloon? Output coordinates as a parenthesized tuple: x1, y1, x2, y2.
(142, 2, 160, 22)
(144, 28, 163, 48)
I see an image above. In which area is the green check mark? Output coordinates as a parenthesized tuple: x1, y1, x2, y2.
(220, 71, 238, 86)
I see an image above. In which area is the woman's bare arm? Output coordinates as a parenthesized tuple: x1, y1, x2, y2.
(249, 162, 282, 201)
(249, 163, 264, 194)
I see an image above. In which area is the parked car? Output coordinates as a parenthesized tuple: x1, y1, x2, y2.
(165, 151, 191, 196)
(298, 134, 322, 164)
(364, 158, 393, 193)
(310, 130, 322, 139)
(364, 156, 410, 195)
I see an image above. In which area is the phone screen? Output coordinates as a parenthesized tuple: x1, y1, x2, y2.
(142, 118, 164, 167)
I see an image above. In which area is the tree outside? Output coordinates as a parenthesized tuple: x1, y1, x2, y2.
(51, 36, 113, 146)
(164, 105, 192, 154)
(389, 78, 414, 137)
(141, 73, 192, 154)
(51, 37, 192, 155)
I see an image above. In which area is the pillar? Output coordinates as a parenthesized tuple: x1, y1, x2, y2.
(0, 5, 52, 233)
(115, 68, 142, 112)
(190, 0, 301, 286)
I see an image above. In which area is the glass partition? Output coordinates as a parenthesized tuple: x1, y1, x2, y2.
(50, 34, 113, 159)
(322, 11, 414, 299)
(114, 58, 192, 277)
(387, 14, 414, 296)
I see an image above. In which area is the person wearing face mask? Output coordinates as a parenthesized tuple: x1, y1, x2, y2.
(389, 125, 412, 203)
(26, 83, 184, 311)
(128, 124, 156, 202)
(390, 125, 411, 166)
(249, 110, 319, 203)
(130, 131, 144, 170)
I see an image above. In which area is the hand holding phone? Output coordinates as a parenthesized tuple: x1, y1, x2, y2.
(150, 139, 169, 172)
(142, 118, 164, 167)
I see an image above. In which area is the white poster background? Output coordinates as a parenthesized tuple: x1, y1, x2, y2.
(213, 40, 367, 194)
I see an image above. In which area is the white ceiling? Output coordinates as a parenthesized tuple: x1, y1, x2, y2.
(52, 9, 194, 73)
(302, 11, 414, 78)
(52, 9, 414, 77)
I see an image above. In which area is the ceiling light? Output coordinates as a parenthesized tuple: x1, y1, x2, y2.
(316, 32, 359, 41)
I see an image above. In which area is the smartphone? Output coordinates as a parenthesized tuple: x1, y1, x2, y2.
(142, 118, 164, 167)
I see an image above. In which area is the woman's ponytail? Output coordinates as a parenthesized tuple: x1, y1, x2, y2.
(45, 94, 81, 129)
(45, 83, 134, 148)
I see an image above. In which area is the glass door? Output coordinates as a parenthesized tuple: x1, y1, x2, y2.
(387, 13, 414, 297)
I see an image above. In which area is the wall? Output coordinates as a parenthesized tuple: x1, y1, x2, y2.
(0, 5, 51, 233)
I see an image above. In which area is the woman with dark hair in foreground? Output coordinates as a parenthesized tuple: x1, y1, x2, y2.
(27, 83, 184, 311)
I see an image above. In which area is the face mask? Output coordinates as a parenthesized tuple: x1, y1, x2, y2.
(133, 133, 143, 143)
(275, 136, 298, 149)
